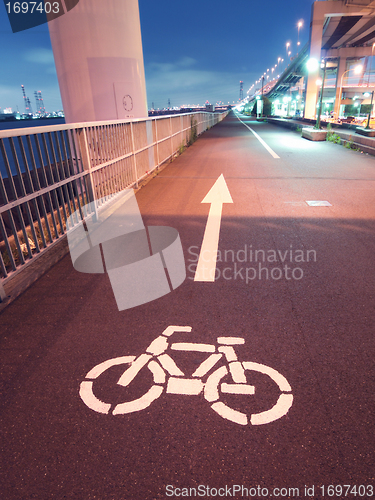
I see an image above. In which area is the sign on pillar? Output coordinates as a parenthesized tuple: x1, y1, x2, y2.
(47, 0, 148, 123)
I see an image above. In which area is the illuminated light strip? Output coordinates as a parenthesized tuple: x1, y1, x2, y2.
(235, 115, 280, 159)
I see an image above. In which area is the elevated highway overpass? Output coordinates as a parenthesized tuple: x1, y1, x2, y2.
(245, 0, 375, 121)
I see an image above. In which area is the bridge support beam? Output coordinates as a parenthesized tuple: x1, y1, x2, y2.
(304, 2, 325, 120)
(331, 47, 373, 118)
(48, 0, 148, 123)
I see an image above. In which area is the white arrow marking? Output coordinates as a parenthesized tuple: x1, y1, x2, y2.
(194, 174, 233, 282)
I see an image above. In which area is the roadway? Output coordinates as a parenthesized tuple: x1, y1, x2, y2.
(1, 111, 375, 499)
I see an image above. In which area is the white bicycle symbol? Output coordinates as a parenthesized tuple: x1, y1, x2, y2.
(80, 326, 293, 426)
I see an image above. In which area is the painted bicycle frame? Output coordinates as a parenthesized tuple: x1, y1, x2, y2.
(80, 326, 293, 426)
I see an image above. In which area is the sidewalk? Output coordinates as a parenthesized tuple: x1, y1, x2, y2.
(1, 112, 375, 497)
(267, 117, 375, 156)
(1, 115, 373, 313)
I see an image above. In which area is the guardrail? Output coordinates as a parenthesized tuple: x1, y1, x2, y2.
(0, 111, 228, 295)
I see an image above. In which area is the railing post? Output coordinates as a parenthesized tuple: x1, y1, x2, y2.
(0, 281, 6, 302)
(154, 118, 160, 169)
(130, 122, 138, 188)
(180, 115, 183, 147)
(169, 116, 173, 159)
(77, 128, 97, 216)
(0, 111, 228, 297)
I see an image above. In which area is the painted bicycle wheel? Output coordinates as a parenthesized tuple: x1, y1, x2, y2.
(79, 355, 165, 415)
(204, 362, 293, 426)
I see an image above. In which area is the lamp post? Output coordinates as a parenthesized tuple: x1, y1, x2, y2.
(315, 59, 327, 129)
(297, 21, 303, 52)
(364, 90, 374, 129)
(261, 75, 265, 116)
(337, 64, 363, 119)
(368, 42, 375, 86)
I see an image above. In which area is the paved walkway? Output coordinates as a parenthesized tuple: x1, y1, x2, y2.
(1, 112, 375, 499)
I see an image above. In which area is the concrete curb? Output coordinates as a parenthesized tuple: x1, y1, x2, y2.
(331, 130, 375, 156)
(301, 128, 327, 141)
(0, 236, 69, 313)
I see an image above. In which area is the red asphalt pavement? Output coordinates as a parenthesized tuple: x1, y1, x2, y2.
(1, 112, 375, 499)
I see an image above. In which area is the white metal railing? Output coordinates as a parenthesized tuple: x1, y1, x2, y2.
(0, 111, 228, 292)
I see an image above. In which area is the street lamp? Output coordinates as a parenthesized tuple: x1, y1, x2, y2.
(354, 100, 360, 117)
(297, 20, 303, 50)
(286, 42, 290, 61)
(367, 42, 375, 86)
(256, 95, 261, 118)
(316, 59, 327, 129)
(363, 91, 374, 129)
(337, 64, 363, 119)
(261, 75, 265, 116)
(306, 58, 319, 72)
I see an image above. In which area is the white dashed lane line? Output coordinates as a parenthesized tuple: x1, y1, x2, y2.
(235, 114, 280, 159)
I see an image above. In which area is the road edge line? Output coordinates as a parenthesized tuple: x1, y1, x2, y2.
(235, 114, 280, 159)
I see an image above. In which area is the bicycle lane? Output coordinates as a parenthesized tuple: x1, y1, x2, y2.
(1, 112, 374, 499)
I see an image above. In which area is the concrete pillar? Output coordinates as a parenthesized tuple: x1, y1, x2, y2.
(304, 0, 375, 119)
(304, 2, 325, 119)
(48, 0, 148, 123)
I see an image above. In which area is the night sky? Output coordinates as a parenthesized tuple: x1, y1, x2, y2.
(0, 0, 313, 113)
